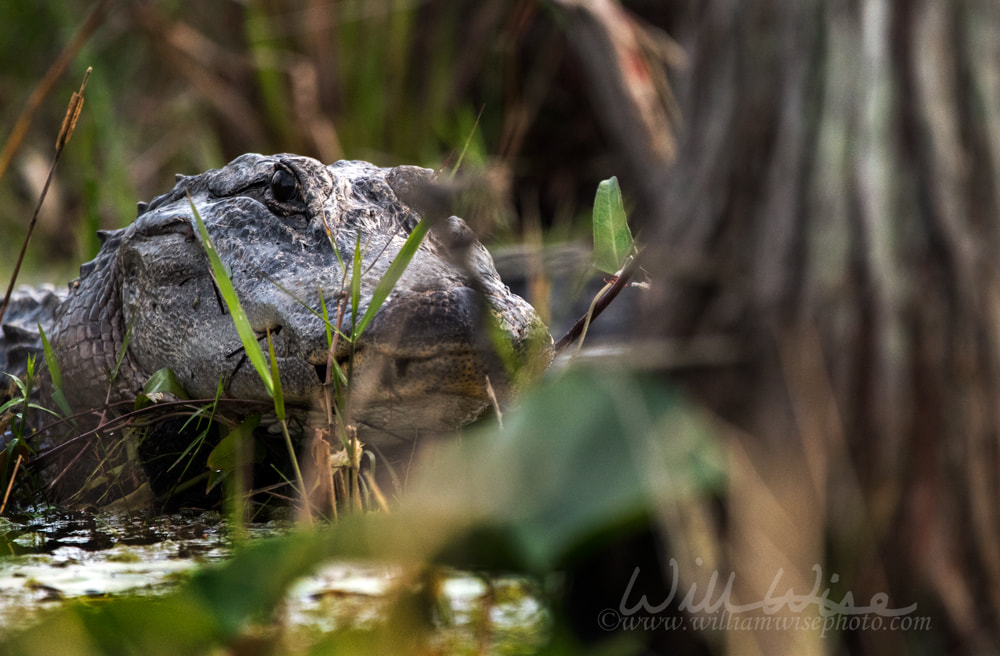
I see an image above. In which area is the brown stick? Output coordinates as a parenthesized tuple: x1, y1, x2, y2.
(553, 254, 640, 354)
(0, 67, 93, 326)
(0, 0, 113, 183)
(0, 454, 24, 514)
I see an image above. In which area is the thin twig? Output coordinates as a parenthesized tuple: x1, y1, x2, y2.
(364, 470, 390, 513)
(0, 454, 24, 514)
(484, 375, 503, 430)
(45, 442, 92, 492)
(0, 67, 92, 326)
(28, 397, 277, 464)
(553, 254, 641, 354)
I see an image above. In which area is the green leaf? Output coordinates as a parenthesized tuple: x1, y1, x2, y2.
(134, 368, 190, 410)
(142, 368, 189, 398)
(135, 371, 184, 410)
(188, 195, 274, 398)
(26, 402, 62, 420)
(5, 369, 28, 400)
(0, 397, 17, 415)
(353, 216, 430, 340)
(206, 415, 261, 475)
(592, 176, 634, 274)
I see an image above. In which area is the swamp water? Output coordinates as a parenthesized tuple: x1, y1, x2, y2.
(0, 508, 550, 652)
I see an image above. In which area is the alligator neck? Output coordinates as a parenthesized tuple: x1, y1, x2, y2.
(49, 231, 138, 411)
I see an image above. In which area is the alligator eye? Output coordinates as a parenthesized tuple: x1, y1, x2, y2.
(270, 167, 299, 203)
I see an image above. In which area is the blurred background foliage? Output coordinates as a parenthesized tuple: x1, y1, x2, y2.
(0, 0, 667, 287)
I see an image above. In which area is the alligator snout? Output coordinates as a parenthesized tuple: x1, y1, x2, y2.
(348, 287, 502, 426)
(262, 286, 508, 433)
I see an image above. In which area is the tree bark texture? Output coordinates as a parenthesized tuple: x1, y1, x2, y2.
(564, 0, 1000, 651)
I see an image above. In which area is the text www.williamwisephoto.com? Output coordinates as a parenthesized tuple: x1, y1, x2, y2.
(597, 558, 932, 639)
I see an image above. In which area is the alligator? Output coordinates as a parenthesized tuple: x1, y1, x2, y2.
(0, 154, 552, 502)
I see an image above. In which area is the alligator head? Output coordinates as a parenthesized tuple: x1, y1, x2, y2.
(49, 154, 552, 438)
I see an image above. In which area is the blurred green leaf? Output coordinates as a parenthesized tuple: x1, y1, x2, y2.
(3, 371, 723, 654)
(2, 530, 342, 656)
(406, 369, 724, 572)
(592, 177, 634, 274)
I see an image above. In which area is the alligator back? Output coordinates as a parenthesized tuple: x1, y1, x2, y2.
(0, 285, 66, 381)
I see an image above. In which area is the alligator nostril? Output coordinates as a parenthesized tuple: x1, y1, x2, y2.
(395, 358, 410, 378)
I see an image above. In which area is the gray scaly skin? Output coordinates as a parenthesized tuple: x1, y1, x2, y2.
(1, 154, 552, 442)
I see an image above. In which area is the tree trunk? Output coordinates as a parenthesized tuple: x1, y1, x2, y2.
(565, 0, 1000, 652)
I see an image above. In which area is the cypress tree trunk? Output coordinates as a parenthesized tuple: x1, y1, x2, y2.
(565, 1, 1000, 651)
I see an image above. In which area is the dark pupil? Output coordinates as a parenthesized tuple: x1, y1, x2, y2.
(270, 168, 298, 202)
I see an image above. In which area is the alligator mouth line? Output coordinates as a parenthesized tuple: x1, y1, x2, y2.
(221, 323, 479, 403)
(309, 347, 355, 386)
(220, 324, 353, 388)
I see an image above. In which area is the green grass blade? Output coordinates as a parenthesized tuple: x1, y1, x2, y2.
(592, 176, 634, 274)
(319, 288, 332, 349)
(266, 329, 285, 422)
(36, 325, 61, 389)
(188, 195, 274, 398)
(25, 402, 61, 419)
(37, 324, 71, 417)
(248, 269, 351, 344)
(352, 216, 430, 340)
(449, 105, 484, 180)
(111, 315, 135, 381)
(350, 229, 362, 335)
